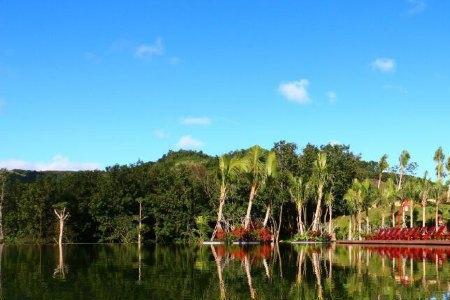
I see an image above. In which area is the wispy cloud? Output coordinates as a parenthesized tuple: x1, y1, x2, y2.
(153, 129, 169, 139)
(406, 0, 426, 15)
(278, 79, 310, 104)
(84, 52, 101, 63)
(0, 155, 101, 171)
(181, 117, 212, 126)
(135, 38, 164, 59)
(382, 84, 408, 95)
(326, 91, 337, 104)
(371, 58, 396, 73)
(176, 135, 204, 150)
(169, 56, 181, 65)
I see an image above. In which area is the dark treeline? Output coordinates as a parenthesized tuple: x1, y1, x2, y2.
(2, 141, 378, 244)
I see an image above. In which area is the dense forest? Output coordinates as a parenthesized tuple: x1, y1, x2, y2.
(0, 141, 448, 244)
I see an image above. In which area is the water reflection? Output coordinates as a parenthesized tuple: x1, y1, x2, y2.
(208, 244, 450, 299)
(53, 243, 68, 280)
(3, 244, 450, 299)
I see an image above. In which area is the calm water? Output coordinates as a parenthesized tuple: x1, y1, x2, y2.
(1, 243, 450, 299)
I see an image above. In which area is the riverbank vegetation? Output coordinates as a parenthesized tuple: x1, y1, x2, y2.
(1, 141, 449, 244)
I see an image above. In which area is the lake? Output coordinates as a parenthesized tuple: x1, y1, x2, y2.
(1, 243, 450, 299)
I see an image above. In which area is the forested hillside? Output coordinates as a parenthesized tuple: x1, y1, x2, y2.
(0, 141, 404, 244)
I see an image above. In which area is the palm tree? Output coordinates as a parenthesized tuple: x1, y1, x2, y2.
(380, 178, 396, 228)
(211, 155, 245, 239)
(434, 147, 445, 182)
(419, 172, 431, 227)
(262, 151, 278, 227)
(310, 152, 328, 232)
(397, 150, 410, 191)
(344, 179, 364, 240)
(377, 154, 389, 189)
(361, 179, 374, 233)
(288, 174, 308, 234)
(446, 157, 450, 202)
(325, 192, 334, 235)
(241, 146, 277, 230)
(402, 180, 420, 228)
(433, 147, 445, 227)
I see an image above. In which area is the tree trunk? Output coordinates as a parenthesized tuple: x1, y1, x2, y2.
(357, 210, 362, 240)
(397, 171, 403, 191)
(447, 185, 450, 203)
(328, 204, 333, 235)
(402, 209, 406, 228)
(211, 186, 226, 240)
(422, 203, 426, 227)
(435, 201, 439, 227)
(138, 201, 142, 246)
(409, 201, 413, 228)
(365, 212, 370, 233)
(311, 184, 323, 231)
(296, 203, 304, 234)
(244, 184, 257, 229)
(381, 213, 385, 228)
(348, 218, 352, 240)
(377, 173, 382, 189)
(58, 217, 64, 245)
(275, 204, 283, 243)
(54, 208, 68, 245)
(392, 212, 395, 227)
(263, 204, 271, 227)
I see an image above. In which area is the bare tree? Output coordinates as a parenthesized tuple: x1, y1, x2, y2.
(54, 204, 69, 245)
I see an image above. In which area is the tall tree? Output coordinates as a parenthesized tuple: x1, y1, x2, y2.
(211, 155, 244, 239)
(310, 152, 328, 232)
(288, 174, 308, 234)
(380, 178, 396, 228)
(397, 150, 410, 191)
(433, 147, 445, 227)
(241, 146, 275, 229)
(344, 179, 363, 240)
(446, 157, 450, 202)
(262, 152, 278, 227)
(325, 191, 335, 235)
(361, 179, 375, 233)
(377, 154, 389, 189)
(53, 203, 69, 245)
(419, 172, 431, 227)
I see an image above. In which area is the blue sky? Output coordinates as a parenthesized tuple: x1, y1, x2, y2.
(1, 0, 450, 175)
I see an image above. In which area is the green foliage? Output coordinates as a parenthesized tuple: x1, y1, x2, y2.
(0, 141, 404, 244)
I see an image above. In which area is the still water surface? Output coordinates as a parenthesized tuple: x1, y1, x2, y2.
(2, 243, 450, 299)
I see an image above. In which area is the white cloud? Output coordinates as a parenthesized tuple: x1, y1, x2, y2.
(371, 58, 396, 73)
(328, 140, 342, 146)
(326, 91, 337, 103)
(0, 155, 101, 171)
(407, 0, 426, 15)
(176, 135, 204, 150)
(135, 38, 164, 59)
(278, 79, 310, 104)
(181, 117, 212, 126)
(153, 129, 169, 139)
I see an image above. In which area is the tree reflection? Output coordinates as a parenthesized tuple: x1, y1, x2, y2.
(53, 243, 68, 280)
